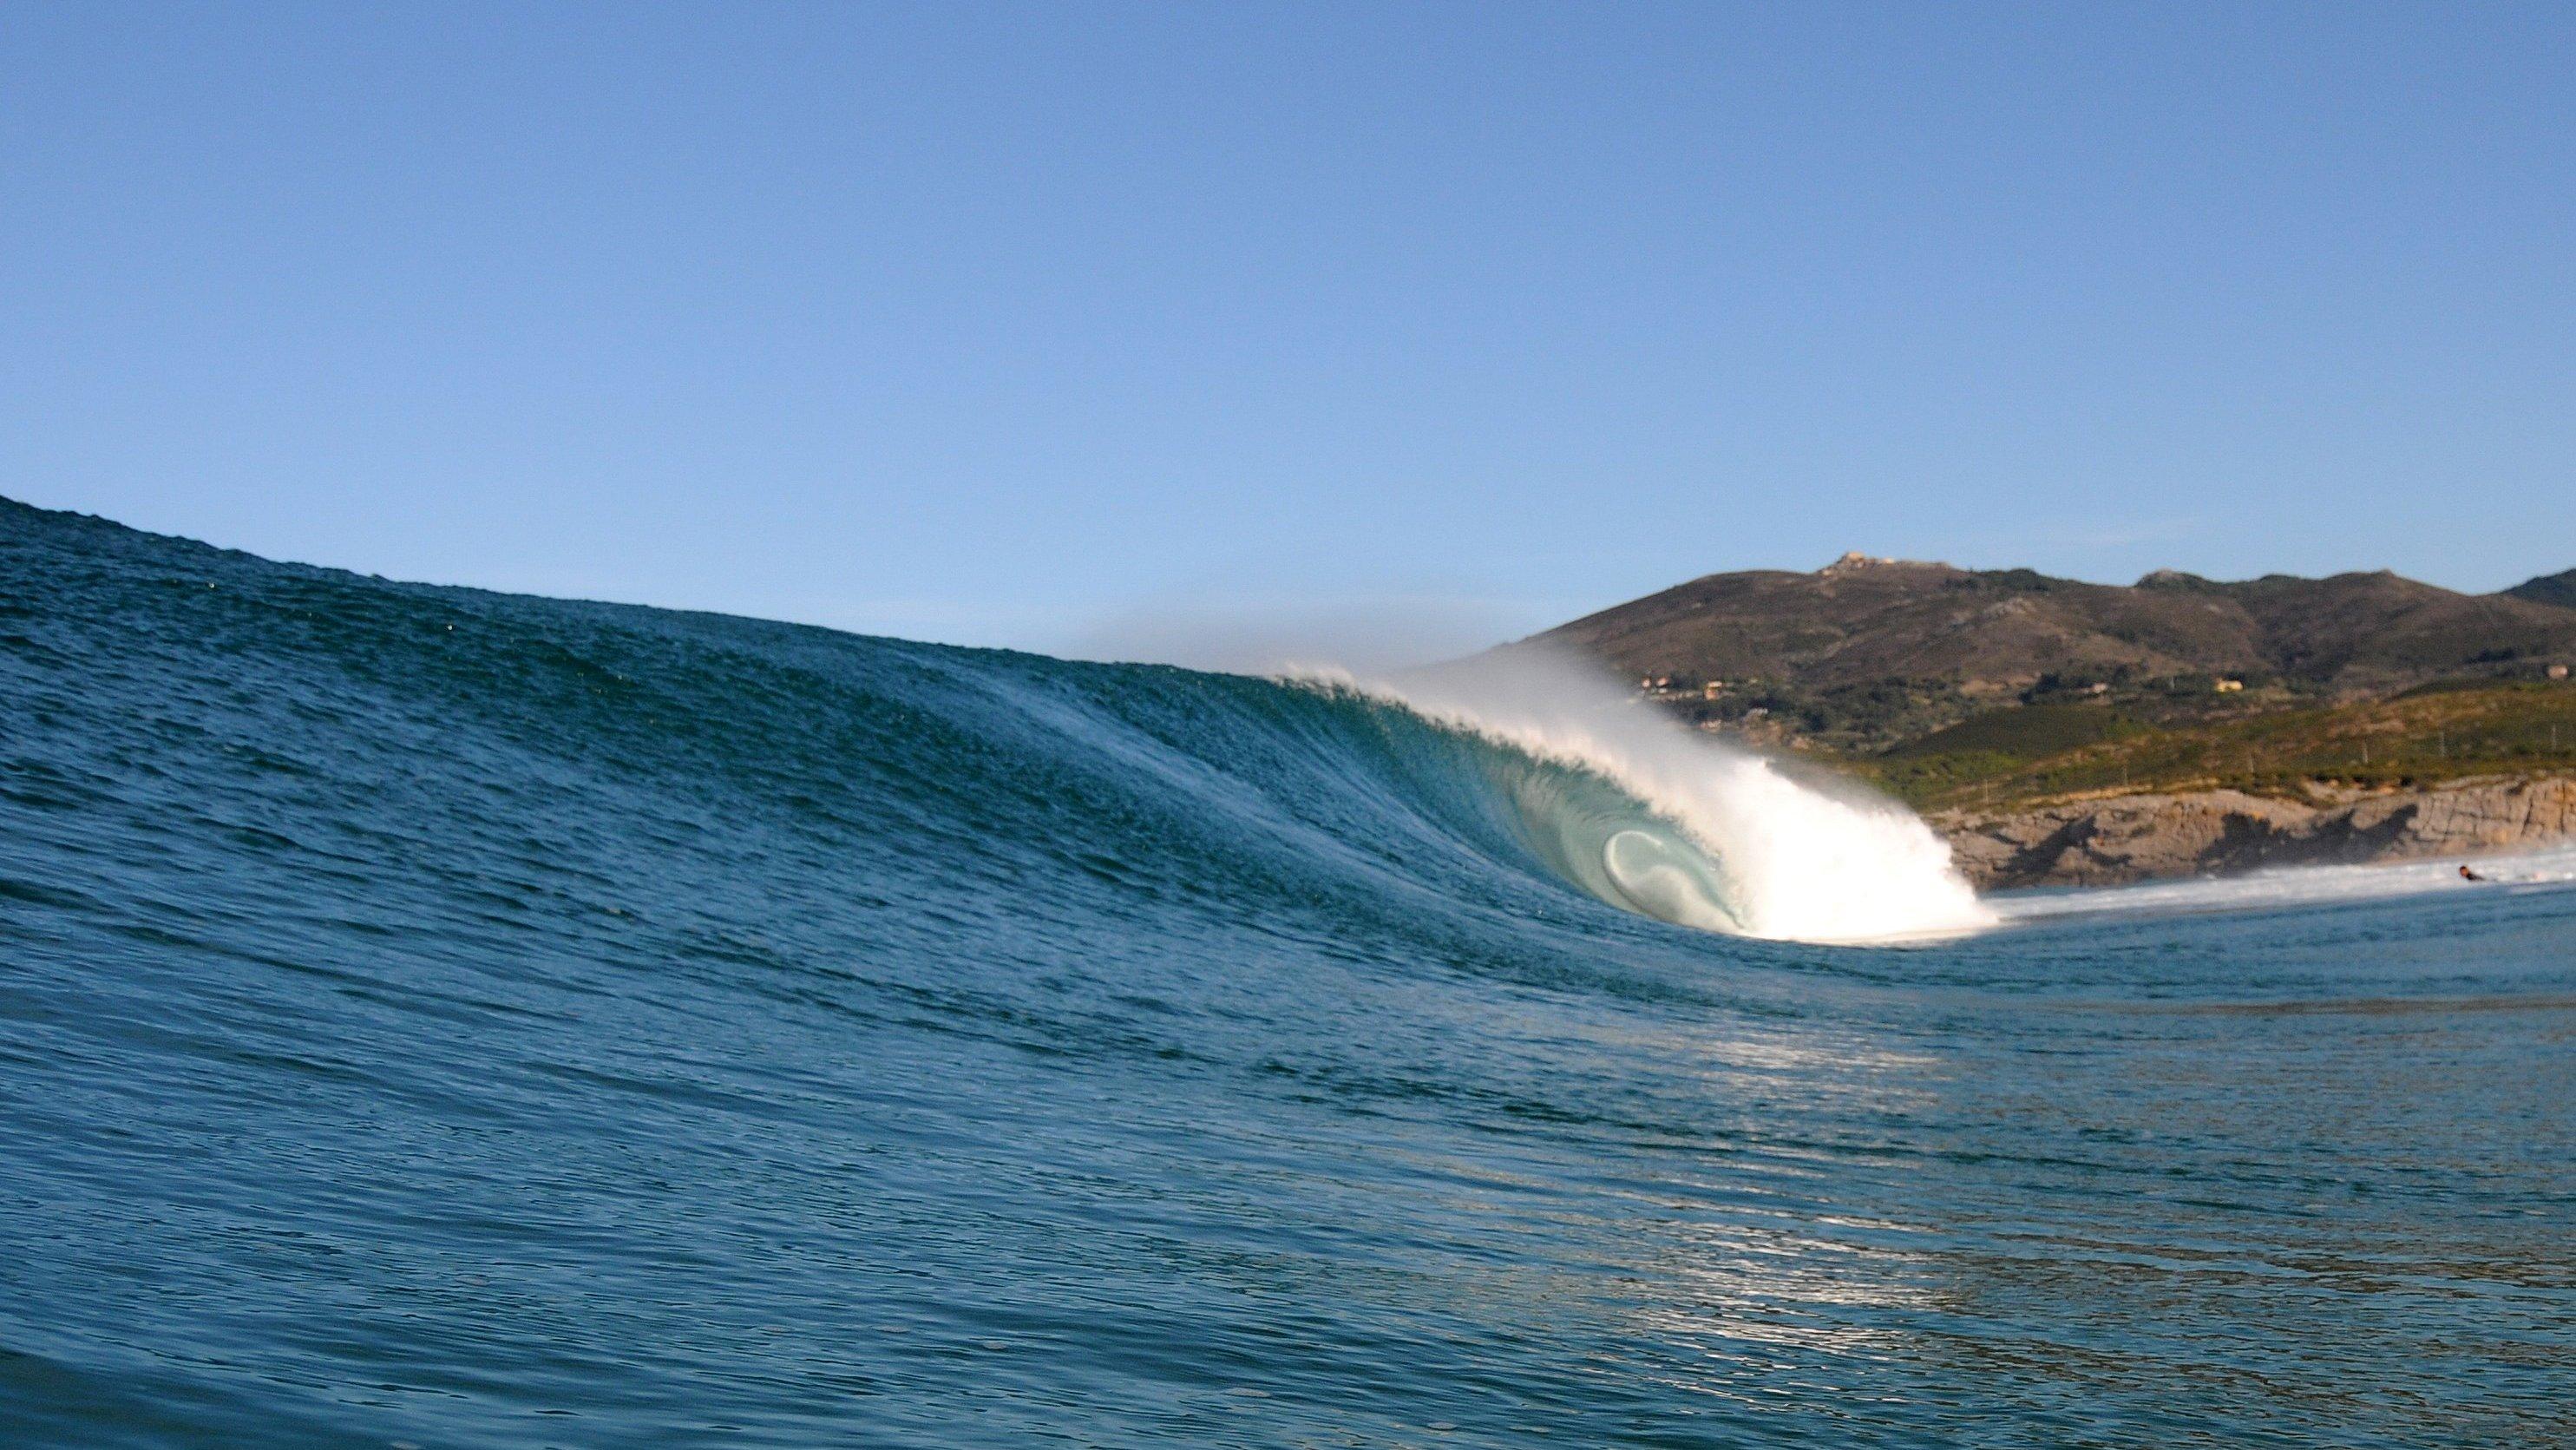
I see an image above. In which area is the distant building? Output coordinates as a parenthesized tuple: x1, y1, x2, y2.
(1702, 681, 1725, 699)
(2552, 664, 2571, 680)
(2085, 682, 2110, 696)
(2213, 678, 2244, 693)
(1820, 550, 1898, 572)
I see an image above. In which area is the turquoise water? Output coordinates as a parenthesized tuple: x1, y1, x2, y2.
(4, 498, 2573, 1447)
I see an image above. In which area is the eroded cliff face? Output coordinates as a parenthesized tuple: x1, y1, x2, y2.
(1935, 776, 2576, 889)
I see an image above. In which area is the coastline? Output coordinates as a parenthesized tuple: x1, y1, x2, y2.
(1933, 774, 2576, 890)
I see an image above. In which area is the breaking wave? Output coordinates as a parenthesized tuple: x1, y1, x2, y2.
(1296, 657, 1994, 942)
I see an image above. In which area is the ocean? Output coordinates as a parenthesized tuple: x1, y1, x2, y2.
(3, 497, 2572, 1447)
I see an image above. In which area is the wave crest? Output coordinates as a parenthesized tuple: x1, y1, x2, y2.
(1289, 652, 1995, 944)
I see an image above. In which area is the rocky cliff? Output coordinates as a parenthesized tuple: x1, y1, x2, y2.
(1935, 776, 2576, 889)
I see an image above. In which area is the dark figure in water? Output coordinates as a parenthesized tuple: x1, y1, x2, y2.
(2460, 864, 2488, 882)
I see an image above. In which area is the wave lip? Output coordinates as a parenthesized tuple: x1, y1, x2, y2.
(1295, 652, 1996, 945)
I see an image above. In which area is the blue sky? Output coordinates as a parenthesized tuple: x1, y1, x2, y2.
(5, 3, 2572, 657)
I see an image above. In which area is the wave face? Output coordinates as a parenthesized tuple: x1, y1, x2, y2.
(6, 498, 2575, 1448)
(1321, 660, 1995, 942)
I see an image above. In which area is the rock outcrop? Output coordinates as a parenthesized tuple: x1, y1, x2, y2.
(1934, 776, 2576, 889)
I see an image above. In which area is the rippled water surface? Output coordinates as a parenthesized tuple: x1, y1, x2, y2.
(4, 499, 2573, 1447)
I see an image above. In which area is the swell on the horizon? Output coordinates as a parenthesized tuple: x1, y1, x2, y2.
(1287, 648, 1996, 944)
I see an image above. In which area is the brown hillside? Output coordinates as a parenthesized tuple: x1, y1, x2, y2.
(1537, 554, 2576, 695)
(1517, 554, 2576, 749)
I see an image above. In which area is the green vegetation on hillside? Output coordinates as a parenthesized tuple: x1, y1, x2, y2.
(1866, 703, 2150, 801)
(1849, 679, 2576, 812)
(1548, 551, 2576, 805)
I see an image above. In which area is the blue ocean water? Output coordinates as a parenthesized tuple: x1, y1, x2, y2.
(3, 497, 2572, 1447)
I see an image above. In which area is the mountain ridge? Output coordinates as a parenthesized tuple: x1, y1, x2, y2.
(2507, 567, 2576, 612)
(1520, 552, 2576, 752)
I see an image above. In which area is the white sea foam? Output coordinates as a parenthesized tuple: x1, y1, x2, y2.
(1289, 649, 1997, 945)
(1989, 843, 2576, 926)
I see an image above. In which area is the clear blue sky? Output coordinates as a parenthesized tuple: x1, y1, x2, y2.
(6, 3, 2572, 657)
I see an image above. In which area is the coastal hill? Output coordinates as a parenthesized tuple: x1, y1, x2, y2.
(1526, 553, 2576, 750)
(1517, 554, 2576, 885)
(2507, 567, 2576, 612)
